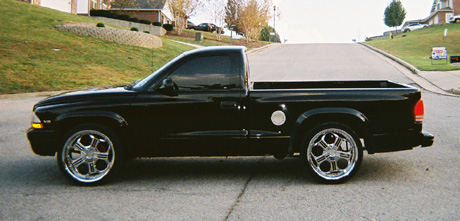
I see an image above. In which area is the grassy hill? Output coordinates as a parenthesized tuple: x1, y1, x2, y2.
(0, 0, 193, 94)
(366, 23, 460, 71)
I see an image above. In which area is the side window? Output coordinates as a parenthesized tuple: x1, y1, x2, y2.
(168, 55, 239, 91)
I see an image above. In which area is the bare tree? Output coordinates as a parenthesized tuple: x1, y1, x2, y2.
(168, 0, 203, 35)
(225, 0, 241, 41)
(206, 0, 227, 40)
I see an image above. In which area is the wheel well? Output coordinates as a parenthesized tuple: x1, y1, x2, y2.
(57, 117, 129, 153)
(291, 114, 368, 153)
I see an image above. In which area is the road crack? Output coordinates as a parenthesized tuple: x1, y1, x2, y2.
(224, 157, 265, 220)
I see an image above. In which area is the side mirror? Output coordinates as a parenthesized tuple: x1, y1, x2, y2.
(157, 78, 178, 96)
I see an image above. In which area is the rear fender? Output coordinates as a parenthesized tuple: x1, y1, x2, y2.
(289, 108, 370, 154)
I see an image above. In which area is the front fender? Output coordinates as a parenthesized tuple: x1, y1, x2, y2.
(55, 110, 129, 128)
(289, 108, 369, 153)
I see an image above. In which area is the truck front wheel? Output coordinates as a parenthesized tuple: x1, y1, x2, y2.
(57, 124, 123, 185)
(300, 123, 362, 183)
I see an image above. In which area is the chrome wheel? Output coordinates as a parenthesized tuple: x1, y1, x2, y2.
(58, 125, 121, 185)
(302, 123, 362, 183)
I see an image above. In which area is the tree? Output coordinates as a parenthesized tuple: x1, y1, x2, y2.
(237, 0, 272, 43)
(384, 0, 406, 33)
(225, 0, 240, 41)
(207, 0, 227, 40)
(260, 26, 280, 42)
(168, 0, 203, 35)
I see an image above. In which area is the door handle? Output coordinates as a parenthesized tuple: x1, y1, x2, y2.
(220, 101, 239, 110)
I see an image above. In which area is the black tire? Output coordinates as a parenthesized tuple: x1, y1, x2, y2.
(57, 123, 124, 185)
(300, 122, 363, 184)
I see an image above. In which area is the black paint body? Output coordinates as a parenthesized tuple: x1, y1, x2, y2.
(27, 46, 433, 157)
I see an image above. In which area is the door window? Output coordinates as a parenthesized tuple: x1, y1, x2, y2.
(168, 55, 239, 91)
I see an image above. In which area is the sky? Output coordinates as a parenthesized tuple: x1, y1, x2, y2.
(191, 0, 435, 44)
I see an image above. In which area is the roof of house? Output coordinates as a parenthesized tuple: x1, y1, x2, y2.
(112, 0, 166, 10)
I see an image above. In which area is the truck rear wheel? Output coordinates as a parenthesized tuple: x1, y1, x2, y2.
(300, 123, 362, 183)
(57, 124, 123, 185)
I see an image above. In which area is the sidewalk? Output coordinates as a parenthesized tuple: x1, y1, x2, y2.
(361, 43, 460, 96)
(418, 71, 460, 94)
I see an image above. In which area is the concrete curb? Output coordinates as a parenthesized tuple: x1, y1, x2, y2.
(360, 43, 459, 96)
(247, 43, 278, 54)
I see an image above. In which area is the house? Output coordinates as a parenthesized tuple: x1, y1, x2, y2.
(425, 0, 460, 25)
(28, 0, 106, 15)
(109, 0, 174, 24)
(403, 0, 460, 27)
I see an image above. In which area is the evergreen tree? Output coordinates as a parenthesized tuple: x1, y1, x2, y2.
(260, 26, 280, 42)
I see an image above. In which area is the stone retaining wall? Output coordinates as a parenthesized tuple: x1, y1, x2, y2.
(56, 23, 162, 49)
(93, 17, 167, 36)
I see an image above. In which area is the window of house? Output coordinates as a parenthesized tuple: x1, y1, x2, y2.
(168, 55, 239, 91)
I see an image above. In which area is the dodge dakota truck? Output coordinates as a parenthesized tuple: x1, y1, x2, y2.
(27, 46, 434, 185)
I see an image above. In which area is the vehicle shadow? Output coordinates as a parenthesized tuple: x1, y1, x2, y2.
(5, 155, 411, 187)
(117, 156, 313, 184)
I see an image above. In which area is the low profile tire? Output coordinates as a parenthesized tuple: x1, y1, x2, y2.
(300, 123, 363, 184)
(57, 124, 123, 185)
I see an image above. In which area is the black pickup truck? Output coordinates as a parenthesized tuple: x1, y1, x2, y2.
(27, 46, 434, 185)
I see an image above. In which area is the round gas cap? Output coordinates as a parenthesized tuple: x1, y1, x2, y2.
(271, 110, 286, 126)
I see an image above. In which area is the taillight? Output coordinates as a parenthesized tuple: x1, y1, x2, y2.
(414, 100, 424, 123)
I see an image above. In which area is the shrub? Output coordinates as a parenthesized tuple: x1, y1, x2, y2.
(106, 12, 117, 18)
(90, 10, 105, 16)
(96, 23, 105, 28)
(116, 14, 131, 21)
(131, 27, 139, 32)
(143, 31, 150, 34)
(90, 10, 116, 18)
(139, 19, 151, 25)
(152, 22, 162, 27)
(129, 17, 139, 23)
(163, 24, 174, 31)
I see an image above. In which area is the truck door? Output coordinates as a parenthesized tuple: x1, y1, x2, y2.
(132, 52, 247, 156)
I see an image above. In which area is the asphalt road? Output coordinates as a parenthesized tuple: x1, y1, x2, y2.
(1, 44, 459, 220)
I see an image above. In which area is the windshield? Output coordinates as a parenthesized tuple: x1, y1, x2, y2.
(132, 53, 185, 90)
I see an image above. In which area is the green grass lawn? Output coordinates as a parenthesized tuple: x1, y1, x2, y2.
(366, 23, 460, 71)
(0, 0, 269, 95)
(0, 0, 193, 94)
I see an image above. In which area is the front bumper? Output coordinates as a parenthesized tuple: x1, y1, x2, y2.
(27, 128, 57, 156)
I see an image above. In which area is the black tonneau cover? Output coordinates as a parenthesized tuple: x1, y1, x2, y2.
(252, 80, 409, 90)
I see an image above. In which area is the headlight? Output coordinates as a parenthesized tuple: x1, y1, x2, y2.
(31, 112, 44, 129)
